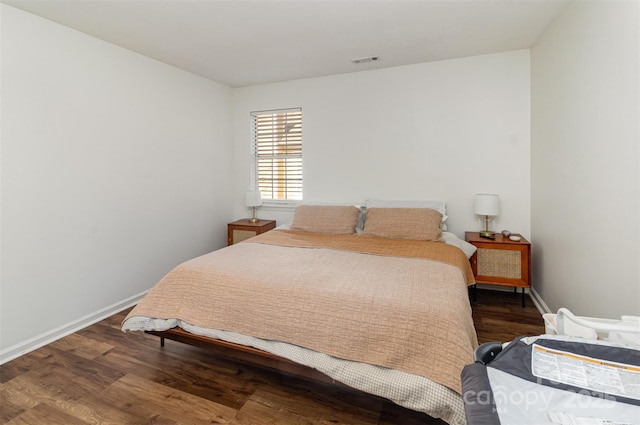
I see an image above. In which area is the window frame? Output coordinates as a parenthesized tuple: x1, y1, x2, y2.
(250, 108, 303, 208)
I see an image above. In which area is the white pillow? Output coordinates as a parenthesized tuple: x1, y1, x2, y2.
(442, 232, 477, 259)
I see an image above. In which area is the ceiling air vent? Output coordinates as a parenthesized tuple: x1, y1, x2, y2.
(351, 56, 379, 64)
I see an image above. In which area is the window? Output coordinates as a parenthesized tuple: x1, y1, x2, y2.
(251, 108, 303, 203)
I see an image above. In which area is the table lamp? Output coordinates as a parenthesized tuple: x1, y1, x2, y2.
(474, 194, 500, 239)
(245, 190, 262, 223)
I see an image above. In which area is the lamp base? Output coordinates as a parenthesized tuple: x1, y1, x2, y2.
(247, 206, 260, 223)
(479, 230, 496, 239)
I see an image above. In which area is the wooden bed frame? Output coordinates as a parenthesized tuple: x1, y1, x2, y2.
(145, 328, 343, 386)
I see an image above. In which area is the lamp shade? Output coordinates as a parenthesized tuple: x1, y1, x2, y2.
(474, 194, 500, 216)
(245, 190, 262, 207)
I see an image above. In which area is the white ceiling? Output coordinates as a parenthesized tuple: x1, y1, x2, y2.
(3, 0, 567, 87)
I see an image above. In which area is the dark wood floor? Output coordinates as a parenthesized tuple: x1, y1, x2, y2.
(0, 289, 544, 425)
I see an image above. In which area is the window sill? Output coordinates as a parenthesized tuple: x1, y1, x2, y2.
(261, 201, 300, 212)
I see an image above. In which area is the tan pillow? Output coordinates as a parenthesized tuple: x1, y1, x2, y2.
(291, 205, 361, 234)
(361, 208, 443, 241)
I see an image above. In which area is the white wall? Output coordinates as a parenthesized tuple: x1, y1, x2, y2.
(0, 5, 233, 362)
(232, 51, 531, 238)
(531, 1, 640, 317)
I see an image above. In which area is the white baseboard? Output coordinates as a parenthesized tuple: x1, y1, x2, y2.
(529, 287, 552, 315)
(0, 290, 148, 365)
(475, 284, 551, 316)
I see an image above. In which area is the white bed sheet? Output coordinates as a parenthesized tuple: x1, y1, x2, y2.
(124, 316, 466, 425)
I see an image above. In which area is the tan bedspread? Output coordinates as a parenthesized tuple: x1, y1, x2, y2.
(252, 229, 476, 285)
(124, 230, 478, 393)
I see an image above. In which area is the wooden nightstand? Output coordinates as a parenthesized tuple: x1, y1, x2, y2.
(227, 219, 276, 246)
(465, 231, 531, 307)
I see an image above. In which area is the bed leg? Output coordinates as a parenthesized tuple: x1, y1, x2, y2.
(160, 337, 165, 347)
(469, 284, 477, 303)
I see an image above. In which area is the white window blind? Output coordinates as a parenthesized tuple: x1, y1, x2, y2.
(251, 108, 302, 203)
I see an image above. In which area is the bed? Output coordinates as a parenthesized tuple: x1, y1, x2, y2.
(122, 203, 479, 424)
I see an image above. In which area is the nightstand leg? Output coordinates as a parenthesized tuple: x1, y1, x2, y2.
(521, 288, 525, 308)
